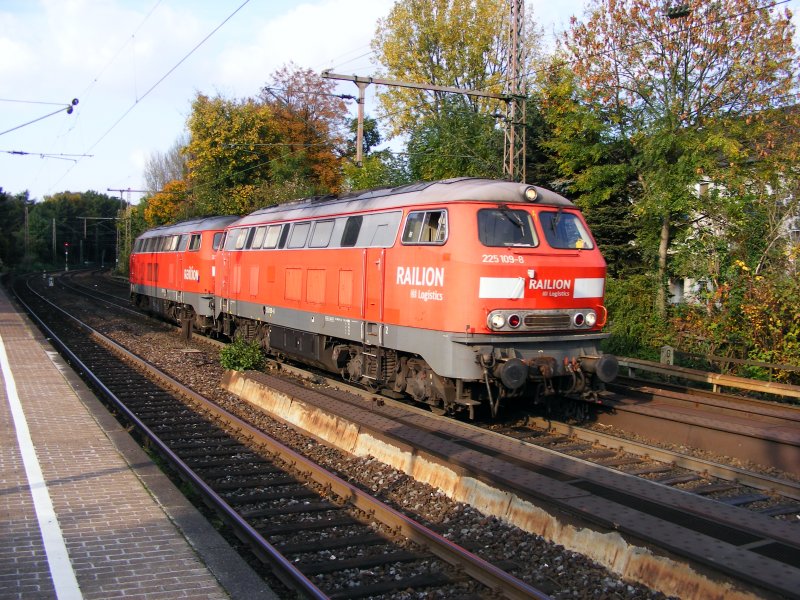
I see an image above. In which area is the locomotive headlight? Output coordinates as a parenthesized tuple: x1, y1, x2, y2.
(524, 186, 539, 202)
(585, 311, 598, 327)
(488, 313, 506, 329)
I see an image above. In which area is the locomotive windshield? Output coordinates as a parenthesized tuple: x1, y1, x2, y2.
(478, 208, 537, 247)
(539, 211, 594, 250)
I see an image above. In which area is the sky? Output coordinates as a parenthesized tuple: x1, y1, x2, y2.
(0, 0, 731, 203)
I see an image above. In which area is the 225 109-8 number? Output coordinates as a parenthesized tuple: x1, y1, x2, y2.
(482, 254, 525, 264)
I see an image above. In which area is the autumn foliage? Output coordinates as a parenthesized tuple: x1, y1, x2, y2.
(145, 180, 189, 227)
(179, 65, 346, 218)
(670, 262, 800, 384)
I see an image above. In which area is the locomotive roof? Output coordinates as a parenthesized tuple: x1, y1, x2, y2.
(135, 215, 239, 239)
(234, 178, 576, 227)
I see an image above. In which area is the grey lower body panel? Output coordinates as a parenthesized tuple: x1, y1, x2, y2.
(226, 298, 607, 381)
(130, 284, 214, 318)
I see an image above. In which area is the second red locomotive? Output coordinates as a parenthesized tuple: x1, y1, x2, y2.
(130, 178, 617, 417)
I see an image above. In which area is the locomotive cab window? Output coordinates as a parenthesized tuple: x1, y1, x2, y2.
(402, 210, 447, 245)
(188, 234, 202, 251)
(539, 211, 594, 250)
(478, 208, 537, 247)
(212, 232, 224, 250)
(177, 235, 189, 251)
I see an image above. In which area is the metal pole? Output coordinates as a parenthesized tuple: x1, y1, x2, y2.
(355, 81, 368, 167)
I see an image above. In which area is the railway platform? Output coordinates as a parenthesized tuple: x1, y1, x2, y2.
(0, 283, 276, 600)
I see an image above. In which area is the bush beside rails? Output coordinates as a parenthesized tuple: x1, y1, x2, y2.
(220, 338, 265, 372)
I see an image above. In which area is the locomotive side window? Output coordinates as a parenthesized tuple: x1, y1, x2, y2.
(213, 232, 225, 250)
(250, 226, 267, 249)
(539, 211, 594, 250)
(288, 222, 311, 248)
(263, 224, 283, 249)
(402, 210, 447, 245)
(188, 234, 202, 251)
(235, 229, 250, 250)
(244, 228, 257, 249)
(364, 211, 402, 247)
(309, 220, 334, 248)
(478, 208, 537, 247)
(177, 235, 189, 251)
(341, 216, 362, 247)
(278, 224, 290, 248)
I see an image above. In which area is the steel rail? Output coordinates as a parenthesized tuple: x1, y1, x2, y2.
(525, 416, 800, 500)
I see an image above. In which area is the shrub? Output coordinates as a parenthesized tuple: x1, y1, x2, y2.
(219, 337, 265, 371)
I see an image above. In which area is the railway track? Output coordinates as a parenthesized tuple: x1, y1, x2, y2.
(597, 378, 800, 474)
(14, 275, 549, 599)
(36, 270, 800, 598)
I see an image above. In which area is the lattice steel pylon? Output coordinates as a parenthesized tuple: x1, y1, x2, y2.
(503, 0, 527, 182)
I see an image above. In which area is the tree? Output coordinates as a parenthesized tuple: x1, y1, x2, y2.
(563, 0, 798, 311)
(260, 64, 347, 194)
(371, 0, 544, 180)
(342, 117, 410, 191)
(143, 133, 188, 193)
(183, 65, 347, 218)
(144, 180, 190, 227)
(185, 93, 280, 216)
(405, 95, 504, 180)
(535, 60, 641, 276)
(0, 189, 28, 268)
(345, 116, 382, 158)
(372, 0, 524, 137)
(19, 191, 119, 268)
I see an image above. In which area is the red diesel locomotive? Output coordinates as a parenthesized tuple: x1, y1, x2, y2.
(130, 178, 618, 417)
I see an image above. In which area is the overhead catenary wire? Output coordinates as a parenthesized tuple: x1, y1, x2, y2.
(84, 0, 252, 155)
